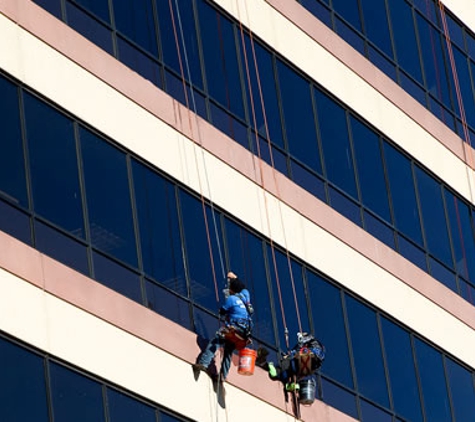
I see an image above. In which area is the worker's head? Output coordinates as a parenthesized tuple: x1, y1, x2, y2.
(229, 277, 245, 294)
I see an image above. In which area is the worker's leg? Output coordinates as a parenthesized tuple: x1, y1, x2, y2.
(220, 341, 235, 380)
(197, 331, 223, 369)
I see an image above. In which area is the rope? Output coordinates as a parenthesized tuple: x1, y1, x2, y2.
(237, 0, 303, 348)
(169, 0, 226, 303)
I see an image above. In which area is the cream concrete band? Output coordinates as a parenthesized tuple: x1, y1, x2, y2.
(0, 6, 475, 374)
(213, 0, 475, 204)
(442, 0, 475, 32)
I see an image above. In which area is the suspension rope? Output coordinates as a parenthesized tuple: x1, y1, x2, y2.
(169, 0, 226, 304)
(237, 0, 303, 347)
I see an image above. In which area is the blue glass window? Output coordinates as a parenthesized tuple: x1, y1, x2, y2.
(277, 61, 321, 174)
(0, 200, 31, 245)
(34, 0, 62, 19)
(415, 167, 452, 266)
(316, 90, 357, 197)
(197, 0, 244, 120)
(113, 0, 158, 55)
(360, 0, 393, 58)
(50, 362, 105, 422)
(381, 317, 423, 422)
(156, 0, 203, 90)
(179, 190, 223, 312)
(225, 217, 275, 345)
(241, 33, 284, 148)
(0, 338, 48, 422)
(332, 0, 362, 31)
(383, 142, 423, 246)
(446, 358, 475, 422)
(107, 388, 156, 422)
(307, 271, 353, 388)
(71, 0, 110, 23)
(414, 338, 451, 422)
(387, 0, 423, 84)
(0, 76, 28, 207)
(24, 93, 85, 238)
(452, 46, 475, 129)
(345, 295, 389, 408)
(132, 160, 186, 295)
(443, 189, 475, 281)
(80, 128, 138, 267)
(351, 116, 390, 221)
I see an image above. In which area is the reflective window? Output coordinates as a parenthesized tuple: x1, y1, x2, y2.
(277, 61, 321, 174)
(107, 388, 156, 422)
(72, 0, 110, 23)
(24, 93, 84, 238)
(307, 271, 353, 388)
(50, 362, 105, 422)
(345, 295, 389, 408)
(0, 338, 48, 422)
(132, 160, 186, 295)
(446, 358, 475, 422)
(80, 128, 138, 267)
(360, 0, 392, 58)
(381, 317, 423, 422)
(414, 338, 451, 422)
(0, 76, 27, 207)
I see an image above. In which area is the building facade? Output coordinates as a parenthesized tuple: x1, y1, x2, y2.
(1, 0, 475, 421)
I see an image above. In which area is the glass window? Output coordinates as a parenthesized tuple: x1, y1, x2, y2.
(452, 46, 475, 129)
(345, 295, 389, 408)
(241, 34, 284, 148)
(315, 90, 357, 198)
(145, 280, 191, 330)
(71, 0, 110, 23)
(113, 0, 158, 55)
(0, 338, 49, 422)
(93, 251, 142, 302)
(80, 128, 138, 267)
(387, 0, 423, 84)
(33, 0, 62, 19)
(360, 0, 393, 58)
(446, 358, 475, 422)
(0, 76, 28, 207)
(383, 142, 423, 246)
(277, 61, 321, 173)
(332, 0, 362, 31)
(381, 317, 423, 422)
(307, 271, 353, 388)
(321, 378, 358, 420)
(156, 0, 203, 90)
(0, 200, 31, 245)
(132, 160, 186, 295)
(414, 338, 451, 422)
(35, 220, 89, 275)
(50, 362, 106, 422)
(179, 190, 223, 312)
(351, 116, 391, 221)
(416, 14, 452, 108)
(225, 217, 275, 345)
(415, 167, 452, 266)
(24, 93, 85, 238)
(197, 0, 244, 119)
(107, 388, 156, 422)
(267, 249, 309, 350)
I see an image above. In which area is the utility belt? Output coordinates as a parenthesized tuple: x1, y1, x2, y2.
(219, 321, 251, 350)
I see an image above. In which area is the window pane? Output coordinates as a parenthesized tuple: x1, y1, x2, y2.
(387, 0, 423, 84)
(0, 200, 31, 245)
(446, 358, 475, 422)
(0, 338, 48, 422)
(113, 0, 157, 55)
(198, 1, 244, 119)
(381, 317, 423, 422)
(383, 142, 423, 245)
(225, 217, 275, 345)
(414, 338, 451, 422)
(345, 295, 389, 407)
(80, 128, 137, 267)
(316, 91, 357, 197)
(277, 61, 321, 174)
(415, 167, 452, 266)
(321, 378, 358, 420)
(360, 0, 392, 57)
(24, 94, 84, 238)
(0, 76, 28, 207)
(50, 362, 105, 422)
(332, 0, 362, 31)
(179, 190, 223, 312)
(351, 116, 390, 221)
(72, 0, 110, 23)
(107, 388, 156, 422)
(132, 160, 186, 295)
(307, 272, 353, 388)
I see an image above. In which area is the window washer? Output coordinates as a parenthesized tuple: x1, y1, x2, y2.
(193, 272, 253, 381)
